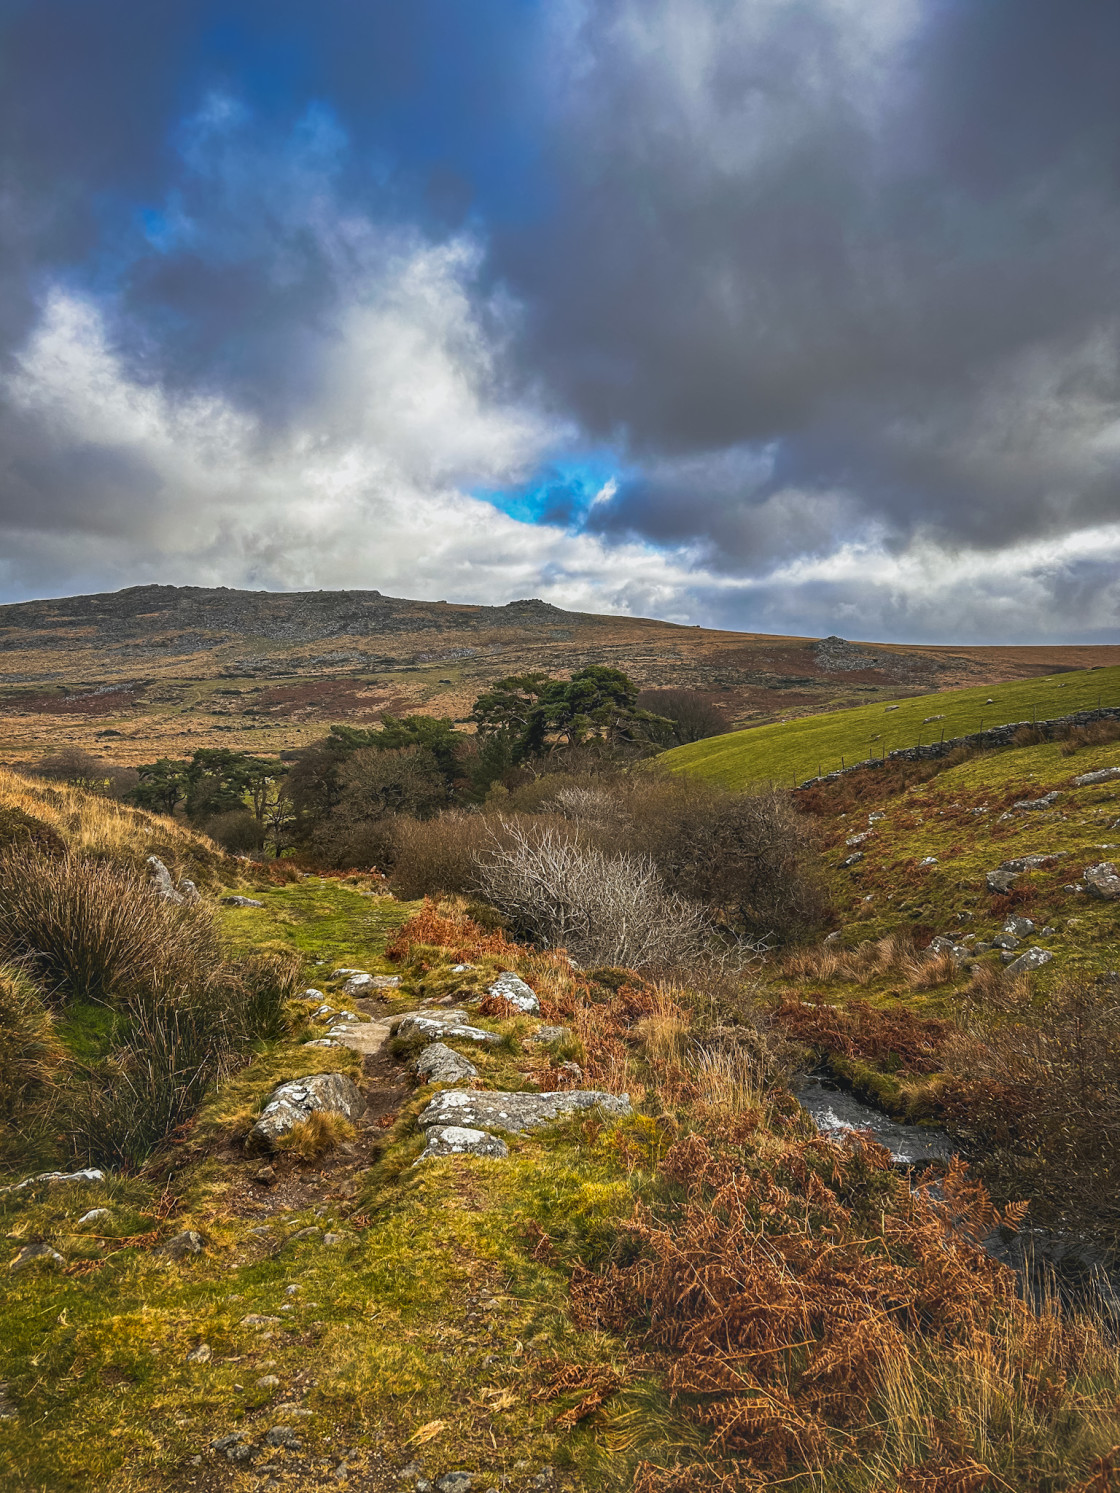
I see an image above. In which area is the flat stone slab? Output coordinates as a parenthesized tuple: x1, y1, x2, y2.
(251, 1073, 366, 1148)
(10, 1242, 64, 1272)
(394, 1012, 500, 1047)
(415, 1042, 478, 1085)
(327, 1018, 393, 1057)
(418, 1088, 632, 1135)
(1012, 791, 1060, 811)
(418, 1126, 509, 1162)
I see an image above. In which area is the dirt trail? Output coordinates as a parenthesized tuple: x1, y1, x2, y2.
(219, 993, 412, 1229)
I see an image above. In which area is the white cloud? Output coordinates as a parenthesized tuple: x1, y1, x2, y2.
(0, 280, 715, 619)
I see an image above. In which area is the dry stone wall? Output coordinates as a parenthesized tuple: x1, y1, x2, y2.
(797, 706, 1120, 790)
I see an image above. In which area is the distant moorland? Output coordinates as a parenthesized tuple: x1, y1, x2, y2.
(2, 583, 1118, 765)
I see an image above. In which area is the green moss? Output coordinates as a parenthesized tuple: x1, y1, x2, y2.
(218, 876, 419, 973)
(56, 1000, 128, 1063)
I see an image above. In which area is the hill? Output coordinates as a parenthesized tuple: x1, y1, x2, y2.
(1, 583, 1118, 764)
(661, 664, 1120, 788)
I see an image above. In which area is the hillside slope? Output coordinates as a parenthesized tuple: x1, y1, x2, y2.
(1, 584, 1118, 765)
(662, 664, 1120, 788)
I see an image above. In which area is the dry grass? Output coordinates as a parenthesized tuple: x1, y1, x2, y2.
(564, 1126, 1120, 1487)
(690, 1045, 765, 1118)
(781, 933, 958, 991)
(944, 976, 1120, 1250)
(272, 1110, 357, 1160)
(637, 994, 692, 1066)
(0, 766, 221, 873)
(1060, 719, 1120, 756)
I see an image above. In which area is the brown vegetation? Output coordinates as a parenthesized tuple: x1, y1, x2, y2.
(944, 976, 1120, 1252)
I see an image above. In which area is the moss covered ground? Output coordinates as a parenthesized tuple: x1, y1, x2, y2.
(661, 664, 1120, 788)
(0, 884, 676, 1492)
(5, 772, 1120, 1490)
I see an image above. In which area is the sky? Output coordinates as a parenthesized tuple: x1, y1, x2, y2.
(2, 1, 1119, 643)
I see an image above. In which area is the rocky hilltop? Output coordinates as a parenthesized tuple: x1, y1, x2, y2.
(0, 584, 580, 652)
(0, 584, 1116, 766)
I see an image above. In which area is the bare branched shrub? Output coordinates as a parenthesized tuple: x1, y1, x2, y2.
(389, 810, 485, 898)
(547, 786, 625, 826)
(473, 818, 715, 970)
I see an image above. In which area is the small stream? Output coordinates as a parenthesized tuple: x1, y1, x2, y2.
(794, 1075, 955, 1165)
(795, 1074, 1118, 1306)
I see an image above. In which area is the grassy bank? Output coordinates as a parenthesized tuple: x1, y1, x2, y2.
(661, 664, 1120, 789)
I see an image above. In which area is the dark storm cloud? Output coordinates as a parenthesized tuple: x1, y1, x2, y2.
(500, 0, 1120, 559)
(1, 0, 1120, 638)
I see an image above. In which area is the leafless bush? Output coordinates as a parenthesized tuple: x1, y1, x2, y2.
(390, 810, 485, 898)
(473, 818, 716, 970)
(546, 786, 625, 826)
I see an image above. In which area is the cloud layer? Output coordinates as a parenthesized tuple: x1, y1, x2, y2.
(2, 1, 1120, 641)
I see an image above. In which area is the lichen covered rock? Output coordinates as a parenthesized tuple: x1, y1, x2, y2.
(250, 1073, 366, 1149)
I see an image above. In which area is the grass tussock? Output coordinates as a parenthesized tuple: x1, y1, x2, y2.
(1060, 719, 1120, 755)
(0, 965, 64, 1166)
(0, 849, 302, 1171)
(272, 1109, 357, 1160)
(0, 851, 215, 1005)
(780, 932, 958, 991)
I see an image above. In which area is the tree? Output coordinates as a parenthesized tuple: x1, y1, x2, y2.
(325, 715, 463, 786)
(636, 688, 731, 745)
(471, 666, 668, 760)
(337, 746, 448, 821)
(129, 758, 188, 815)
(181, 749, 287, 824)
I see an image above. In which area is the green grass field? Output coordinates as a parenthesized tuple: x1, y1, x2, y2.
(660, 664, 1120, 788)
